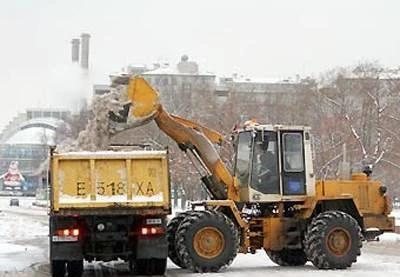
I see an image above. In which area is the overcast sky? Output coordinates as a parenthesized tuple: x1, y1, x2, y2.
(0, 0, 400, 132)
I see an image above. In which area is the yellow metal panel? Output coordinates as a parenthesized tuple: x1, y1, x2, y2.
(364, 215, 395, 231)
(90, 159, 96, 201)
(317, 179, 385, 215)
(161, 155, 170, 209)
(263, 218, 285, 251)
(94, 159, 127, 199)
(131, 158, 164, 199)
(126, 159, 132, 200)
(58, 159, 91, 201)
(128, 77, 160, 120)
(52, 151, 170, 210)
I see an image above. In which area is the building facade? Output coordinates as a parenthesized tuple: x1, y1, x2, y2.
(0, 109, 70, 194)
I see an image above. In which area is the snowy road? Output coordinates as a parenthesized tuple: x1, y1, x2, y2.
(0, 197, 399, 277)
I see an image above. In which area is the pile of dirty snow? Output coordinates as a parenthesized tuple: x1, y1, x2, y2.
(57, 85, 129, 152)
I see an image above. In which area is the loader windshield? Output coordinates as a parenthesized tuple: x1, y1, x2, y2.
(251, 131, 280, 194)
(234, 131, 252, 187)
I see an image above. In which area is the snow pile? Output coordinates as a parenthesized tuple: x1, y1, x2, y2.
(57, 84, 129, 152)
(378, 232, 400, 244)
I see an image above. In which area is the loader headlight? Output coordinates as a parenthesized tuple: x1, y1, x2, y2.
(97, 223, 105, 231)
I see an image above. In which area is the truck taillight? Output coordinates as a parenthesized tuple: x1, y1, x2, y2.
(57, 228, 79, 236)
(72, 229, 80, 236)
(141, 226, 164, 236)
(53, 228, 80, 242)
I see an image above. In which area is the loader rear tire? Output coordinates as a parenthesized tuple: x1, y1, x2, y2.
(266, 249, 307, 266)
(304, 210, 362, 269)
(167, 211, 189, 268)
(176, 210, 239, 273)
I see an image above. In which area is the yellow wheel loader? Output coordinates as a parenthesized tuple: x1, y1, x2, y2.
(110, 77, 395, 272)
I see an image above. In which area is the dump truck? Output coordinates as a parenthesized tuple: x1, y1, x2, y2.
(49, 150, 170, 277)
(109, 77, 396, 273)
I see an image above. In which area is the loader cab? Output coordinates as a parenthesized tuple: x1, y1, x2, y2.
(233, 125, 315, 203)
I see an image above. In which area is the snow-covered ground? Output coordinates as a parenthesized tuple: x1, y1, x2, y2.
(0, 197, 48, 273)
(0, 197, 399, 276)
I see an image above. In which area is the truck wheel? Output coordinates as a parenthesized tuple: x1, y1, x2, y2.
(67, 260, 83, 277)
(152, 258, 167, 275)
(167, 212, 189, 268)
(176, 210, 239, 273)
(51, 260, 66, 277)
(304, 211, 362, 269)
(134, 258, 167, 275)
(266, 249, 307, 266)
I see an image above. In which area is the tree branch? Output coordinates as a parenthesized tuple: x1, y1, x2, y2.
(344, 114, 367, 156)
(381, 158, 400, 170)
(318, 152, 343, 177)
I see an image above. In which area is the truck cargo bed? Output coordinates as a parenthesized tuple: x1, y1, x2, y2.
(50, 150, 170, 212)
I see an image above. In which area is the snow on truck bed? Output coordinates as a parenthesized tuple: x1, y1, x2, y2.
(59, 192, 164, 203)
(56, 150, 167, 157)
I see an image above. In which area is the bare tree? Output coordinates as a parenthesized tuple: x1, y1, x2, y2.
(316, 62, 400, 195)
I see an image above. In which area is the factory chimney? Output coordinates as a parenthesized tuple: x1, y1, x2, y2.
(71, 38, 80, 62)
(80, 33, 90, 69)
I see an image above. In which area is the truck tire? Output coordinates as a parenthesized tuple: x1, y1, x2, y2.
(167, 211, 189, 268)
(304, 210, 362, 269)
(67, 260, 83, 277)
(266, 249, 307, 266)
(175, 210, 239, 273)
(134, 258, 167, 275)
(51, 260, 66, 277)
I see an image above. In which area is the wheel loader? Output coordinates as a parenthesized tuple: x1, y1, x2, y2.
(109, 77, 395, 272)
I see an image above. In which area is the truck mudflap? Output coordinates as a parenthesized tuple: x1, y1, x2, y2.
(50, 241, 84, 261)
(136, 236, 168, 259)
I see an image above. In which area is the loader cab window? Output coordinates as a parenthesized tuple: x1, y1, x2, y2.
(234, 131, 252, 187)
(283, 133, 304, 172)
(251, 131, 280, 194)
(281, 132, 306, 195)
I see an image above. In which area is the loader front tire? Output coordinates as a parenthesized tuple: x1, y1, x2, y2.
(176, 210, 239, 273)
(266, 249, 307, 266)
(304, 210, 362, 269)
(167, 211, 189, 268)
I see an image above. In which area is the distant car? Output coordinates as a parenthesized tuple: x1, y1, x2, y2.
(9, 198, 19, 206)
(22, 191, 36, 197)
(0, 190, 14, 196)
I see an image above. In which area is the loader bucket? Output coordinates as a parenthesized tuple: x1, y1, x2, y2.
(109, 77, 160, 132)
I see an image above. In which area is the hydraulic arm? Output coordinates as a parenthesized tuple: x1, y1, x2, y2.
(113, 77, 239, 201)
